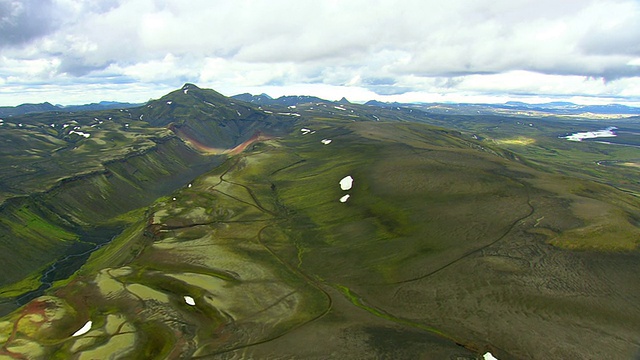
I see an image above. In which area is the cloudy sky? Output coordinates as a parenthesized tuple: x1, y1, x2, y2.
(1, 0, 639, 106)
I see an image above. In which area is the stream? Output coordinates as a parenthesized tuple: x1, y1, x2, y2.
(1, 227, 123, 316)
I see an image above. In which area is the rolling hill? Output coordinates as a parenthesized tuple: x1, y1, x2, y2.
(0, 84, 639, 359)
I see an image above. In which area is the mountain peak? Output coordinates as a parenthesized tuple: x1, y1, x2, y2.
(182, 83, 200, 90)
(337, 97, 351, 104)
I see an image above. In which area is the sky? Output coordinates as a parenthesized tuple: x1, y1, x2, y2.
(1, 0, 640, 106)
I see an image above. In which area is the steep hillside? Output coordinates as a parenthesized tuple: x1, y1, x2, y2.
(132, 84, 298, 149)
(0, 84, 299, 296)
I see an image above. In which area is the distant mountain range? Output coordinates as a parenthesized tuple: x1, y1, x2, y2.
(232, 94, 640, 116)
(231, 93, 328, 107)
(502, 101, 640, 114)
(370, 100, 640, 116)
(0, 101, 140, 117)
(3, 93, 640, 118)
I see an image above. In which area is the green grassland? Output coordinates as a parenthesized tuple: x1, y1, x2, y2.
(1, 114, 638, 359)
(1, 86, 639, 359)
(409, 112, 640, 195)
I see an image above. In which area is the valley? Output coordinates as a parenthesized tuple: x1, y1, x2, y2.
(0, 85, 639, 359)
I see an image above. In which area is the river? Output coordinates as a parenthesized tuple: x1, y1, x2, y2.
(0, 226, 122, 316)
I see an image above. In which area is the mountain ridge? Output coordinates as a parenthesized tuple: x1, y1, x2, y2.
(4, 84, 640, 118)
(0, 83, 300, 289)
(0, 101, 140, 117)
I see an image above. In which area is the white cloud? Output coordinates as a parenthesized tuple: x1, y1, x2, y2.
(0, 0, 639, 105)
(114, 53, 189, 82)
(628, 59, 640, 66)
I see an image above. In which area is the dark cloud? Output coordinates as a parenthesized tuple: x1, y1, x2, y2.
(0, 0, 57, 47)
(434, 77, 464, 89)
(58, 59, 109, 77)
(58, 56, 113, 77)
(521, 63, 640, 81)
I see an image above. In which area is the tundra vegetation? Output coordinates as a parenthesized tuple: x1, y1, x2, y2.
(0, 84, 639, 359)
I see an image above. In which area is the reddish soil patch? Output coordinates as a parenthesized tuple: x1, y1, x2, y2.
(168, 124, 272, 155)
(1, 299, 51, 358)
(226, 132, 272, 155)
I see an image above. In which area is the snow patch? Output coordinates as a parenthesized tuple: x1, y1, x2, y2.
(278, 112, 301, 117)
(321, 139, 332, 145)
(166, 101, 173, 105)
(236, 110, 242, 116)
(183, 89, 189, 94)
(483, 352, 498, 360)
(263, 110, 273, 114)
(301, 128, 312, 135)
(339, 194, 350, 203)
(72, 321, 92, 337)
(69, 130, 90, 138)
(340, 176, 353, 191)
(184, 296, 196, 306)
(188, 183, 192, 188)
(334, 106, 346, 111)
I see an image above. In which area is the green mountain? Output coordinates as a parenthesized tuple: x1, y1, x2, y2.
(0, 84, 297, 289)
(0, 102, 59, 116)
(0, 85, 639, 359)
(231, 92, 327, 107)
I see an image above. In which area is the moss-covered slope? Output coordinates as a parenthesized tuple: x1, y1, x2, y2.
(2, 118, 638, 359)
(0, 84, 299, 291)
